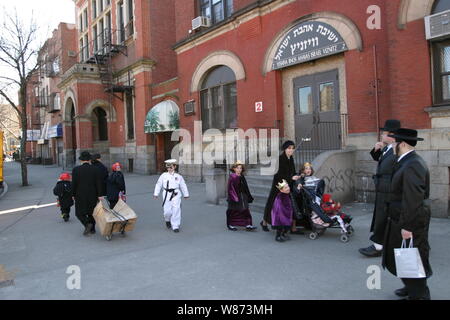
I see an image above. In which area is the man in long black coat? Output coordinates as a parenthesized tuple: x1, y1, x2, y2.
(91, 153, 108, 196)
(72, 151, 103, 235)
(382, 128, 432, 300)
(359, 120, 400, 257)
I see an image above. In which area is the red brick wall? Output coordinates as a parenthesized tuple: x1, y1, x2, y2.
(149, 0, 177, 84)
(175, 0, 433, 138)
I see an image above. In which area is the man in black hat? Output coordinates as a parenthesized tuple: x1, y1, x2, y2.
(91, 153, 108, 196)
(382, 128, 432, 300)
(359, 120, 401, 257)
(72, 151, 104, 236)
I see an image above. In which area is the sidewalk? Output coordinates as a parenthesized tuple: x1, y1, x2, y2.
(0, 162, 449, 299)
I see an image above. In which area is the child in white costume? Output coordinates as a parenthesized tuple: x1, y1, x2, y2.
(153, 159, 189, 233)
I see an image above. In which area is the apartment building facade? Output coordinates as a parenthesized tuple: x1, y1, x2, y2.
(172, 0, 449, 217)
(58, 0, 179, 173)
(26, 22, 77, 165)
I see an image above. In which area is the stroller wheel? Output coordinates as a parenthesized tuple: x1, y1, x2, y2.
(347, 225, 354, 236)
(340, 234, 349, 243)
(309, 232, 318, 240)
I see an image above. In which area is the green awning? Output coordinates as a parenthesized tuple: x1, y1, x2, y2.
(144, 100, 180, 133)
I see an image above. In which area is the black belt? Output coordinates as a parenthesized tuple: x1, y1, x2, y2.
(162, 181, 178, 206)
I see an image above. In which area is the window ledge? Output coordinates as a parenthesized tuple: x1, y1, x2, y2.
(425, 105, 450, 118)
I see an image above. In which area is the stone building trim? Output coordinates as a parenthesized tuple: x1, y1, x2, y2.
(62, 89, 77, 122)
(84, 99, 117, 123)
(398, 0, 435, 29)
(190, 50, 246, 93)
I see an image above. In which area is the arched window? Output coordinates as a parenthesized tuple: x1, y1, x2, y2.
(93, 107, 108, 141)
(431, 0, 450, 104)
(200, 65, 237, 130)
(432, 0, 450, 14)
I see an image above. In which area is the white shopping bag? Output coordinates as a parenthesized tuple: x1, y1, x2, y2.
(394, 237, 426, 278)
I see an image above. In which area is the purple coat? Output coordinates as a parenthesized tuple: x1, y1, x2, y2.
(271, 192, 293, 227)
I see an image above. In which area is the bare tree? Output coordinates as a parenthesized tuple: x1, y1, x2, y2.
(0, 9, 40, 186)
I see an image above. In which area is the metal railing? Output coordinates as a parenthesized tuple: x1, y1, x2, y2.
(78, 27, 131, 63)
(295, 113, 348, 165)
(32, 95, 50, 108)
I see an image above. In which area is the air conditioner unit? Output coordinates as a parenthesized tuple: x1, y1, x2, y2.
(425, 9, 450, 40)
(192, 16, 211, 31)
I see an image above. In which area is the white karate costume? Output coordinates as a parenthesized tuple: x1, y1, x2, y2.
(154, 171, 189, 230)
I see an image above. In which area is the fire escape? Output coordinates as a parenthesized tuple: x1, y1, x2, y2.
(82, 28, 133, 106)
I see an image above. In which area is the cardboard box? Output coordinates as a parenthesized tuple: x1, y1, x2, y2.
(93, 198, 137, 236)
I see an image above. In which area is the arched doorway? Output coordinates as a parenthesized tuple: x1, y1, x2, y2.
(70, 104, 77, 166)
(92, 107, 108, 141)
(144, 100, 180, 173)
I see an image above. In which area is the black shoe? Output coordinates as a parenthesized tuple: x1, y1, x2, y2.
(395, 287, 408, 297)
(228, 225, 238, 231)
(260, 221, 269, 232)
(245, 225, 257, 231)
(359, 245, 382, 257)
(275, 236, 285, 242)
(281, 233, 291, 241)
(173, 229, 180, 233)
(90, 226, 96, 234)
(166, 221, 171, 229)
(62, 214, 69, 222)
(83, 223, 93, 236)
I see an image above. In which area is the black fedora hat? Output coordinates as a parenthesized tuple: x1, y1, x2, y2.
(79, 151, 92, 161)
(388, 128, 424, 147)
(380, 119, 401, 132)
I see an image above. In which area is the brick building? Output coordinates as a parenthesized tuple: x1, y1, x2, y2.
(26, 22, 77, 165)
(27, 0, 449, 217)
(58, 0, 179, 173)
(172, 0, 449, 217)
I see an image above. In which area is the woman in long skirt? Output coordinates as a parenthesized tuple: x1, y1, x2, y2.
(226, 161, 257, 231)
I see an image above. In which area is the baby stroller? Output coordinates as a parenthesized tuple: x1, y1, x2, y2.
(295, 176, 354, 243)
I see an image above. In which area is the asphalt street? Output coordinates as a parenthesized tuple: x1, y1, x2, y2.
(0, 161, 449, 300)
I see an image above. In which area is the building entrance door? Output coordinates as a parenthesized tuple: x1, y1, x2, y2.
(293, 69, 342, 162)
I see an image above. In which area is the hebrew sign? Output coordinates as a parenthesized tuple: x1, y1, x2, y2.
(272, 21, 348, 70)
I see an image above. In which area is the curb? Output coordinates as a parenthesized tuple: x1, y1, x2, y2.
(0, 181, 8, 199)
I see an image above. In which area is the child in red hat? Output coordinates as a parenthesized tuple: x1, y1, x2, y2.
(53, 173, 74, 222)
(320, 193, 352, 230)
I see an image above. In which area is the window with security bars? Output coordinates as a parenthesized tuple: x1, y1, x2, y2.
(200, 65, 237, 131)
(432, 40, 450, 104)
(431, 1, 450, 105)
(199, 0, 233, 24)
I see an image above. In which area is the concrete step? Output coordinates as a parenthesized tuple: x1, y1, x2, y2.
(245, 175, 273, 186)
(251, 191, 270, 203)
(247, 183, 271, 194)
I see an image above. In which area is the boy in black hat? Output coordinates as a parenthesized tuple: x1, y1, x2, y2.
(360, 119, 401, 257)
(382, 128, 432, 300)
